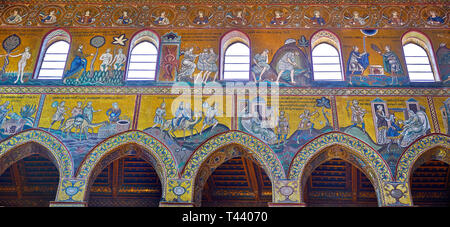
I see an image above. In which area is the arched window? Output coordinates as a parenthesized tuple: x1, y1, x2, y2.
(35, 29, 71, 80)
(402, 31, 440, 82)
(126, 30, 160, 81)
(310, 30, 344, 81)
(221, 30, 251, 80)
(403, 43, 434, 82)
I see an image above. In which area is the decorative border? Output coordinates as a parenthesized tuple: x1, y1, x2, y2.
(0, 129, 73, 178)
(76, 130, 179, 179)
(395, 133, 450, 182)
(288, 131, 393, 182)
(3, 0, 449, 3)
(0, 86, 448, 96)
(181, 130, 286, 180)
(0, 3, 447, 29)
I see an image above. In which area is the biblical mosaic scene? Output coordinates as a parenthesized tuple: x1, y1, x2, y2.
(0, 0, 448, 208)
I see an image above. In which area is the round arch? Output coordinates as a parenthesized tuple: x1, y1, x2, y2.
(0, 129, 73, 179)
(182, 130, 285, 181)
(76, 130, 179, 179)
(395, 133, 450, 182)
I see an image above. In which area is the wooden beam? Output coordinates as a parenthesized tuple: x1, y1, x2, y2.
(203, 179, 213, 202)
(345, 162, 352, 191)
(304, 177, 310, 203)
(11, 162, 23, 200)
(241, 157, 260, 200)
(111, 159, 120, 198)
(351, 165, 358, 202)
(445, 165, 450, 190)
(253, 162, 264, 198)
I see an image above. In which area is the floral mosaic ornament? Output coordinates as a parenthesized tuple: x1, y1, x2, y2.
(289, 132, 393, 182)
(273, 180, 300, 203)
(166, 178, 192, 202)
(76, 130, 179, 180)
(382, 182, 411, 206)
(56, 178, 86, 202)
(181, 130, 286, 181)
(395, 133, 450, 182)
(0, 129, 73, 178)
(0, 34, 21, 80)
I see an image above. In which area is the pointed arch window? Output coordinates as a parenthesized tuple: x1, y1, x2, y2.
(402, 31, 440, 82)
(310, 30, 344, 81)
(126, 30, 160, 81)
(36, 29, 71, 80)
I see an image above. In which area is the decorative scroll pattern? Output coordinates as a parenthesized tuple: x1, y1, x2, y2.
(181, 130, 286, 180)
(0, 129, 73, 178)
(76, 130, 179, 180)
(0, 86, 447, 96)
(395, 133, 450, 182)
(289, 132, 393, 182)
(0, 3, 447, 29)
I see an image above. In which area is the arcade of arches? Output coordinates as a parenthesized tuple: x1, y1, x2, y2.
(0, 0, 449, 207)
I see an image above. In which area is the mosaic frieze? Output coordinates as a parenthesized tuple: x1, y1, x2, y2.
(0, 4, 448, 29)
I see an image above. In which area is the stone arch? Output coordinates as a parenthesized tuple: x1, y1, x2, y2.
(288, 132, 393, 205)
(192, 144, 275, 207)
(75, 130, 179, 201)
(297, 145, 382, 206)
(182, 130, 286, 181)
(84, 143, 164, 205)
(395, 133, 450, 182)
(0, 129, 73, 179)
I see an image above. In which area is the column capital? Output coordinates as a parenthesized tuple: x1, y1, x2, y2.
(272, 179, 302, 203)
(380, 181, 413, 207)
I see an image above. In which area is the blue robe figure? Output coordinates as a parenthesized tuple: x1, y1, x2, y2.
(427, 15, 445, 24)
(106, 103, 121, 123)
(310, 16, 325, 26)
(306, 11, 326, 26)
(63, 45, 88, 81)
(346, 46, 369, 76)
(116, 12, 132, 25)
(387, 120, 402, 139)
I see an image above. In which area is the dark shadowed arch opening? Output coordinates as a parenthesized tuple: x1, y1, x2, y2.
(300, 145, 380, 207)
(0, 143, 59, 207)
(85, 144, 163, 207)
(303, 158, 378, 207)
(409, 147, 449, 207)
(194, 144, 273, 207)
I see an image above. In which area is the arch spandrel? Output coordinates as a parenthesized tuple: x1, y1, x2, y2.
(76, 130, 179, 180)
(395, 133, 450, 182)
(181, 130, 286, 181)
(288, 132, 393, 183)
(0, 129, 73, 178)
